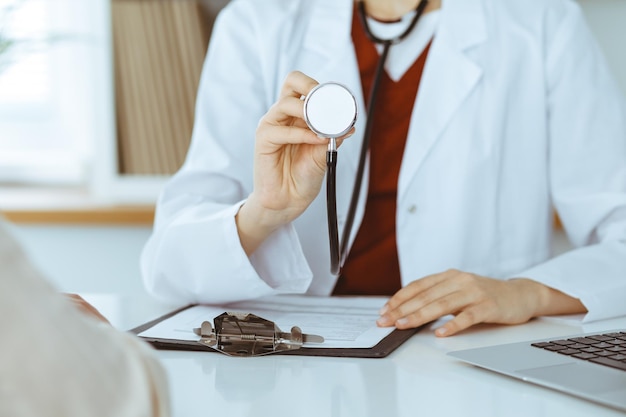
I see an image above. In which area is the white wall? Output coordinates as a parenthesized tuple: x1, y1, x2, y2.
(10, 0, 623, 295)
(11, 225, 152, 295)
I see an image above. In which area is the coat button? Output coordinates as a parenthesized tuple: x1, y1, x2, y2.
(407, 204, 417, 214)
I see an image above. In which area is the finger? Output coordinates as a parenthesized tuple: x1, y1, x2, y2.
(66, 294, 110, 324)
(65, 293, 83, 302)
(80, 305, 110, 324)
(257, 124, 327, 148)
(434, 306, 486, 337)
(279, 70, 319, 100)
(379, 278, 467, 326)
(263, 96, 312, 125)
(257, 125, 355, 152)
(73, 300, 103, 318)
(390, 290, 473, 330)
(261, 95, 357, 142)
(336, 127, 356, 145)
(381, 269, 460, 314)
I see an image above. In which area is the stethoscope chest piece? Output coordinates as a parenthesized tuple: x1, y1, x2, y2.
(303, 82, 357, 139)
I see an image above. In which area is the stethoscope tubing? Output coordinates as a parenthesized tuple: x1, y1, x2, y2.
(326, 148, 341, 275)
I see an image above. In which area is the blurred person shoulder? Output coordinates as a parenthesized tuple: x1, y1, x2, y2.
(0, 220, 170, 417)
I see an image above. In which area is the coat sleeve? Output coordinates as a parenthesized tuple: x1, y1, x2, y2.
(516, 1, 626, 322)
(140, 1, 313, 305)
(0, 221, 170, 417)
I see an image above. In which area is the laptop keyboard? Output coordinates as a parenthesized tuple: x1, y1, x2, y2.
(531, 331, 626, 372)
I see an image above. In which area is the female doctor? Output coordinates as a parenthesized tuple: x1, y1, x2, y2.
(141, 0, 626, 337)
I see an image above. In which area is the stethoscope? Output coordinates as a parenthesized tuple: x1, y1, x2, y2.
(303, 0, 429, 276)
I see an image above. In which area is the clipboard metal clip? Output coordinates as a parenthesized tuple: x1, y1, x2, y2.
(193, 312, 324, 357)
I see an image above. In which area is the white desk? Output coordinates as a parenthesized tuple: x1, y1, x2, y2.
(90, 294, 626, 417)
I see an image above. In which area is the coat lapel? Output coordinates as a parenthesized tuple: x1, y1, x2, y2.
(398, 0, 487, 200)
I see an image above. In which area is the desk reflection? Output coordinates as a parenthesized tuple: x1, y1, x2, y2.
(160, 351, 399, 417)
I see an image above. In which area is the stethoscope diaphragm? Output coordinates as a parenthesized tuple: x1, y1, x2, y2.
(303, 82, 357, 140)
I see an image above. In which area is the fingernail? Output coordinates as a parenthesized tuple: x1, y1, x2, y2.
(377, 316, 392, 326)
(435, 327, 448, 337)
(396, 318, 409, 327)
(379, 304, 389, 315)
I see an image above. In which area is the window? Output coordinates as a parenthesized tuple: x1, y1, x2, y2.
(0, 0, 112, 186)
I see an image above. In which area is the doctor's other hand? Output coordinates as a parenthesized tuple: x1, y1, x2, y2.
(376, 270, 587, 337)
(237, 71, 354, 255)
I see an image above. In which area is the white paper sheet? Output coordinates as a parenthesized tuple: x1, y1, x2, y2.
(138, 295, 394, 349)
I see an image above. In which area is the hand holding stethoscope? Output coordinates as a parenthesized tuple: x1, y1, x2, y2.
(236, 72, 355, 257)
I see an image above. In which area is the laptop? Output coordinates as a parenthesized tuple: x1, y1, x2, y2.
(448, 330, 626, 412)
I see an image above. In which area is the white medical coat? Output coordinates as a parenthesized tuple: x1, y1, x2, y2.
(141, 0, 626, 322)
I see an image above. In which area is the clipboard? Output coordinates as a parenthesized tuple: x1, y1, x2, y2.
(131, 303, 426, 358)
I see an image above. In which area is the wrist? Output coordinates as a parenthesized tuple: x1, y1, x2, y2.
(519, 278, 551, 317)
(235, 196, 291, 255)
(511, 278, 587, 318)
